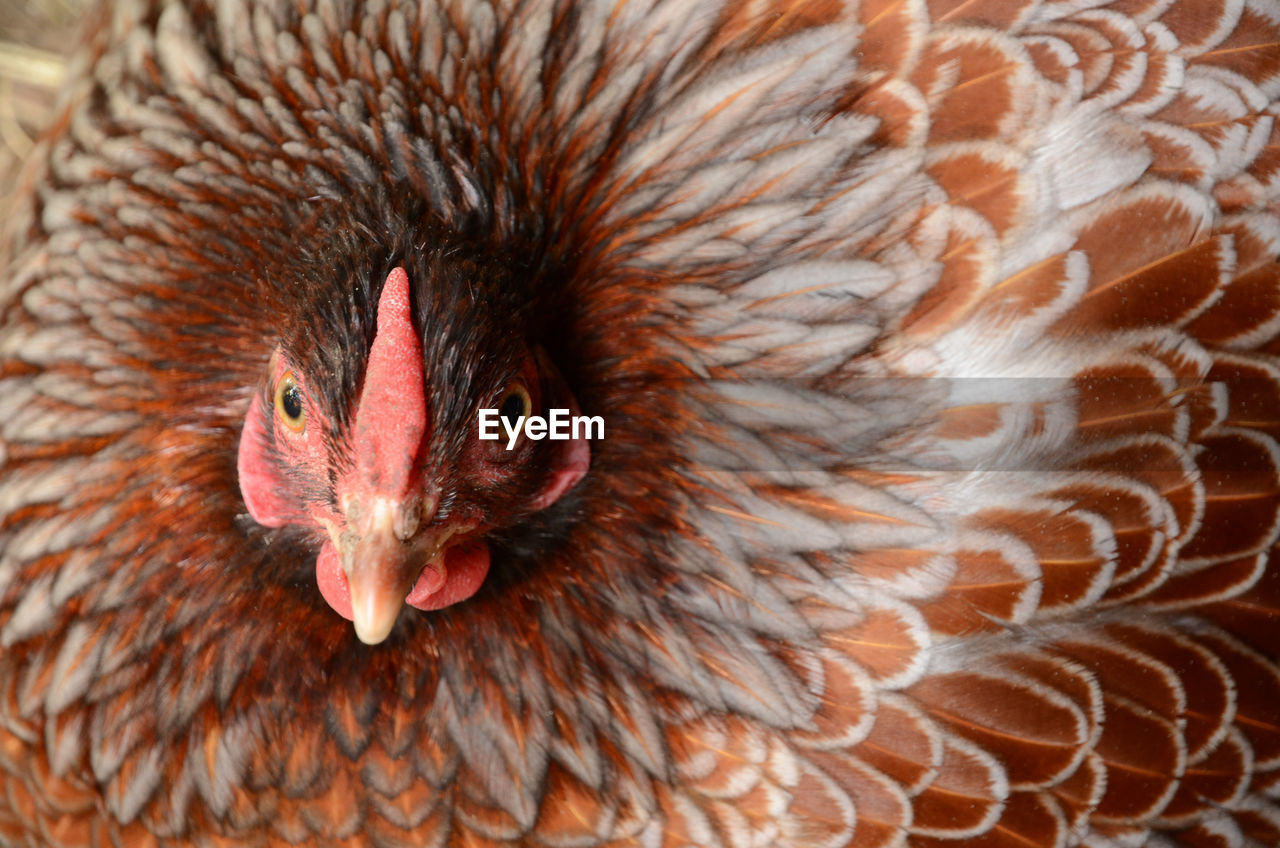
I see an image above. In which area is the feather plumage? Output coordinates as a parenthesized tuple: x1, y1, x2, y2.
(1, 0, 1279, 845)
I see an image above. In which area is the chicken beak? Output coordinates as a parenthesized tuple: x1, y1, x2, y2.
(339, 497, 439, 645)
(342, 534, 415, 645)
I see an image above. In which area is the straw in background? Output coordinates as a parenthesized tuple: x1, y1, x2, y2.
(0, 0, 86, 204)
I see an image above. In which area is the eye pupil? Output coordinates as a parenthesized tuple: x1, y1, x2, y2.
(281, 384, 303, 421)
(499, 388, 528, 430)
(274, 371, 307, 433)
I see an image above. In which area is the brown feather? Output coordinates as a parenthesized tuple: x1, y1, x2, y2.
(2, 0, 1280, 846)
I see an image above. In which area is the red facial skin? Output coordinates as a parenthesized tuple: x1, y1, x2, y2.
(237, 268, 589, 644)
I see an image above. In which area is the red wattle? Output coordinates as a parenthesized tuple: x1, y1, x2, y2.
(315, 540, 491, 623)
(407, 542, 491, 610)
(316, 541, 352, 621)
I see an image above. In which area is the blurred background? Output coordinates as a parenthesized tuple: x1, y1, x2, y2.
(0, 0, 85, 202)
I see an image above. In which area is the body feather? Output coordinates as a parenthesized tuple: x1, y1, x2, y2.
(1, 0, 1279, 846)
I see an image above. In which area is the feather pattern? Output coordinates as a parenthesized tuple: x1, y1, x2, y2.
(0, 0, 1278, 845)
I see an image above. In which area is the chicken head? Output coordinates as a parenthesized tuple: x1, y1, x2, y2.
(236, 267, 590, 644)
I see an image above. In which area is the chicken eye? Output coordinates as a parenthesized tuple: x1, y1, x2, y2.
(274, 372, 306, 433)
(499, 383, 531, 432)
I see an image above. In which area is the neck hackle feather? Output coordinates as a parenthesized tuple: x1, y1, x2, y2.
(1, 1, 1279, 846)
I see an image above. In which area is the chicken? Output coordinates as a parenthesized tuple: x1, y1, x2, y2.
(1, 0, 1279, 845)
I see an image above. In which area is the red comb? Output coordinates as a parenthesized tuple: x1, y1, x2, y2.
(352, 267, 427, 498)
